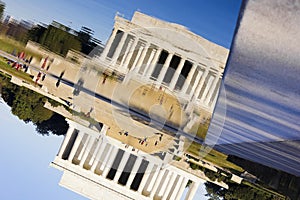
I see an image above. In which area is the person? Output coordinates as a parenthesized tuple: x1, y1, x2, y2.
(102, 73, 108, 84)
(41, 57, 48, 69)
(24, 65, 29, 73)
(155, 141, 158, 146)
(28, 56, 33, 64)
(35, 72, 42, 84)
(16, 63, 21, 70)
(86, 107, 94, 117)
(168, 109, 174, 119)
(41, 73, 46, 81)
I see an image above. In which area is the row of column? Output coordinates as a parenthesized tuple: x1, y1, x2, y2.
(58, 126, 200, 200)
(100, 27, 222, 109)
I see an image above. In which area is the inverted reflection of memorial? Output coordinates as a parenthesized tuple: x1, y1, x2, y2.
(51, 119, 204, 200)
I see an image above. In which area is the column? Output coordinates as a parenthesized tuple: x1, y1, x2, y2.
(68, 132, 84, 162)
(169, 57, 185, 90)
(90, 140, 107, 172)
(185, 181, 200, 200)
(77, 134, 91, 162)
(157, 171, 172, 197)
(88, 136, 103, 166)
(114, 152, 131, 182)
(150, 168, 166, 198)
(142, 48, 156, 76)
(175, 177, 189, 200)
(157, 53, 173, 83)
(122, 37, 139, 70)
(188, 70, 203, 100)
(181, 63, 197, 94)
(111, 32, 128, 66)
(138, 162, 159, 192)
(162, 173, 177, 200)
(205, 75, 220, 105)
(145, 48, 162, 78)
(144, 164, 160, 193)
(169, 176, 184, 200)
(58, 127, 74, 157)
(119, 39, 133, 67)
(126, 158, 143, 188)
(100, 27, 118, 60)
(102, 147, 119, 178)
(193, 69, 209, 101)
(130, 44, 144, 72)
(98, 144, 114, 172)
(135, 43, 150, 74)
(137, 163, 154, 193)
(79, 136, 95, 167)
(210, 84, 219, 108)
(200, 74, 214, 102)
(158, 170, 174, 197)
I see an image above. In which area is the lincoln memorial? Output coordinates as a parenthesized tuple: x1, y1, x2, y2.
(98, 11, 229, 113)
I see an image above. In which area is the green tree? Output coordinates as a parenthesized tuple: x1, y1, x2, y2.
(35, 113, 69, 136)
(27, 24, 47, 43)
(11, 86, 53, 123)
(39, 22, 81, 56)
(205, 182, 225, 200)
(0, 73, 69, 136)
(76, 26, 102, 55)
(0, 1, 5, 21)
(204, 169, 219, 182)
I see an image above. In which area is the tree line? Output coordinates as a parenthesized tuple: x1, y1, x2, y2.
(0, 72, 68, 136)
(0, 2, 103, 56)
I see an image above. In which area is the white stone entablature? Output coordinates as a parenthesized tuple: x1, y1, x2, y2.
(99, 11, 229, 112)
(129, 12, 229, 66)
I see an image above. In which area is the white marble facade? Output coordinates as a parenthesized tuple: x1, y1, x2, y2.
(51, 119, 204, 200)
(99, 12, 229, 112)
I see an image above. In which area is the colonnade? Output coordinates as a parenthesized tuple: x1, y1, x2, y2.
(55, 121, 202, 200)
(100, 27, 222, 109)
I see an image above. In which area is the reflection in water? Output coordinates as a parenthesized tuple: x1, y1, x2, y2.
(1, 66, 294, 199)
(0, 73, 68, 135)
(1, 2, 300, 200)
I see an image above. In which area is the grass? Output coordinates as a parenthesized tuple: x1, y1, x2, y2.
(0, 59, 34, 84)
(0, 35, 43, 61)
(189, 121, 210, 139)
(186, 141, 244, 173)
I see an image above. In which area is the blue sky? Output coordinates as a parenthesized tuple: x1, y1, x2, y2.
(0, 102, 86, 200)
(4, 0, 242, 48)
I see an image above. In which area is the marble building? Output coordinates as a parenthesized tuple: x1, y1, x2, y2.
(51, 119, 204, 200)
(99, 11, 229, 112)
